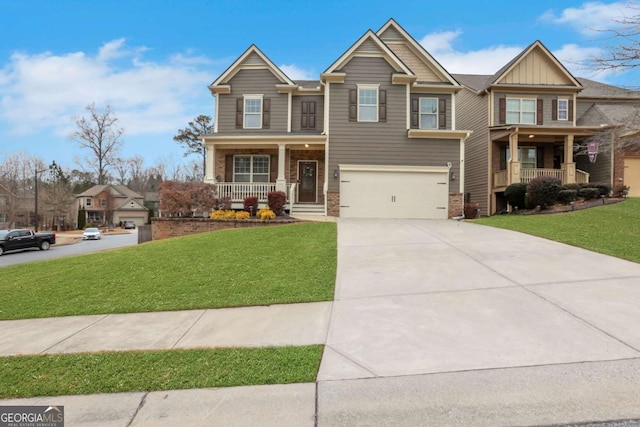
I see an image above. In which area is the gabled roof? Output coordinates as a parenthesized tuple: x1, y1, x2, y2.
(451, 74, 493, 93)
(323, 29, 413, 76)
(76, 184, 143, 199)
(376, 18, 460, 86)
(488, 40, 582, 89)
(209, 44, 295, 88)
(578, 103, 640, 128)
(577, 77, 640, 100)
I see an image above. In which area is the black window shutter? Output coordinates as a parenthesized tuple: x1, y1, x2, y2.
(349, 89, 357, 121)
(537, 147, 544, 168)
(225, 155, 234, 182)
(262, 98, 270, 129)
(411, 98, 419, 128)
(236, 99, 243, 128)
(309, 101, 316, 129)
(379, 90, 386, 122)
(552, 99, 558, 120)
(536, 99, 543, 125)
(301, 101, 308, 129)
(498, 98, 506, 124)
(269, 155, 277, 182)
(569, 100, 574, 121)
(439, 98, 446, 129)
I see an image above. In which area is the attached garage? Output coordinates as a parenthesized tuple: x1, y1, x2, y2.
(625, 157, 640, 197)
(339, 164, 450, 219)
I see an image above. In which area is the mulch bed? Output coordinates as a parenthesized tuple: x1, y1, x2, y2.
(518, 197, 627, 215)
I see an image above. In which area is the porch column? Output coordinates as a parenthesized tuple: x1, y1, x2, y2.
(563, 135, 576, 184)
(204, 143, 215, 184)
(275, 143, 287, 192)
(508, 131, 520, 185)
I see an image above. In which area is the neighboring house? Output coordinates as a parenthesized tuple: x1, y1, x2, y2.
(0, 183, 10, 228)
(76, 184, 148, 227)
(203, 19, 472, 219)
(454, 40, 640, 215)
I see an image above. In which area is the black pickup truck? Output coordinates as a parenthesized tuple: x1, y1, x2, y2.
(0, 229, 56, 256)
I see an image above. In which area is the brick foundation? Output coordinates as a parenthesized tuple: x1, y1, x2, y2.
(151, 217, 297, 241)
(327, 191, 340, 217)
(448, 193, 463, 219)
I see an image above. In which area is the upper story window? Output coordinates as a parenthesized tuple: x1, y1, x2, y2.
(234, 155, 270, 183)
(100, 198, 107, 207)
(420, 98, 438, 129)
(506, 98, 536, 124)
(85, 198, 92, 207)
(358, 85, 378, 122)
(244, 95, 263, 129)
(557, 99, 568, 121)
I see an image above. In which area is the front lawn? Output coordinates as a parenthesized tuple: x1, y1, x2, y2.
(474, 198, 640, 263)
(0, 346, 323, 398)
(0, 222, 337, 320)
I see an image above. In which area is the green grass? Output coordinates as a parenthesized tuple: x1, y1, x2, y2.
(0, 346, 323, 399)
(474, 198, 640, 263)
(0, 222, 337, 320)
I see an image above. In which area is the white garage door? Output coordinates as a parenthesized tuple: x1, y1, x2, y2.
(339, 165, 450, 219)
(625, 157, 640, 197)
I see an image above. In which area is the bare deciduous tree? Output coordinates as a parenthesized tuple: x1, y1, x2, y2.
(590, 3, 640, 74)
(69, 103, 124, 185)
(173, 115, 214, 180)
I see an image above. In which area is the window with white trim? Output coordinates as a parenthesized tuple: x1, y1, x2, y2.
(419, 97, 438, 129)
(557, 99, 568, 121)
(0, 213, 6, 223)
(234, 155, 270, 182)
(358, 85, 378, 122)
(85, 198, 92, 207)
(506, 98, 536, 124)
(244, 95, 263, 129)
(100, 198, 107, 207)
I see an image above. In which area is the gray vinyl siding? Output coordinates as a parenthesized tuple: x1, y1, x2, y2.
(457, 87, 490, 215)
(409, 94, 452, 130)
(217, 68, 288, 133)
(328, 56, 461, 194)
(291, 95, 324, 133)
(492, 91, 578, 126)
(576, 152, 612, 184)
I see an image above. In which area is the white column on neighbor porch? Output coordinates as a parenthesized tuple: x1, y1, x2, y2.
(563, 134, 576, 184)
(275, 143, 287, 192)
(508, 131, 521, 185)
(204, 143, 215, 184)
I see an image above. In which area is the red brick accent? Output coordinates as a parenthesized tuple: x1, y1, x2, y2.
(448, 193, 463, 219)
(151, 217, 297, 241)
(327, 191, 340, 217)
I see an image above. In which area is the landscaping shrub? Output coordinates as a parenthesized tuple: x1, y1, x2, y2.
(463, 203, 480, 219)
(214, 197, 232, 211)
(613, 183, 630, 198)
(267, 191, 287, 216)
(525, 176, 561, 209)
(504, 183, 528, 210)
(243, 196, 258, 215)
(577, 187, 601, 200)
(591, 183, 612, 197)
(258, 207, 276, 220)
(235, 211, 250, 220)
(560, 183, 581, 192)
(210, 210, 236, 219)
(557, 189, 577, 205)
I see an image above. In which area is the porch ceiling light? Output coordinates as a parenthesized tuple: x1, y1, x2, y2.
(528, 134, 535, 139)
(304, 143, 309, 148)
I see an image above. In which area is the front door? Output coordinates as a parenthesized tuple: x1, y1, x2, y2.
(298, 161, 317, 203)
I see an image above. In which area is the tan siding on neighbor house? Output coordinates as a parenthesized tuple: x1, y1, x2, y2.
(457, 87, 490, 215)
(217, 69, 288, 133)
(291, 95, 325, 133)
(328, 56, 461, 194)
(500, 47, 574, 86)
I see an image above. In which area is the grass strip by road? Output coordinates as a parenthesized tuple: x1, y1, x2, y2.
(0, 222, 336, 320)
(474, 198, 640, 263)
(0, 345, 323, 399)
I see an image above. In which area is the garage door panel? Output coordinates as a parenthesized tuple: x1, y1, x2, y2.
(340, 168, 449, 219)
(625, 158, 640, 197)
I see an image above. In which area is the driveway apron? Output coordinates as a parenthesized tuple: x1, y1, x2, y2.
(318, 218, 640, 380)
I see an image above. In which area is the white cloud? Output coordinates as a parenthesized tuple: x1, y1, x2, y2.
(279, 64, 315, 80)
(418, 30, 462, 56)
(0, 39, 214, 138)
(540, 1, 636, 35)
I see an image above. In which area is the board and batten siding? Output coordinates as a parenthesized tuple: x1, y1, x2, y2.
(457, 87, 490, 215)
(217, 69, 289, 133)
(492, 91, 577, 127)
(291, 95, 325, 133)
(328, 56, 461, 194)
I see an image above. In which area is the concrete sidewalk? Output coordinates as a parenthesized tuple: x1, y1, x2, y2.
(3, 218, 640, 426)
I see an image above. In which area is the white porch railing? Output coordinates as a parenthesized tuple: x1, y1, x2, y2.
(216, 182, 293, 203)
(288, 183, 297, 213)
(520, 168, 563, 183)
(493, 168, 591, 188)
(494, 170, 508, 188)
(576, 169, 590, 184)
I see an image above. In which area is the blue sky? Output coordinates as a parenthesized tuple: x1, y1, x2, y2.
(1, 0, 638, 172)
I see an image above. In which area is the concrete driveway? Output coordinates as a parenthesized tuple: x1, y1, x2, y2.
(318, 218, 640, 425)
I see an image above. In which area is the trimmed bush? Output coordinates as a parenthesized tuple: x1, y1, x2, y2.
(235, 211, 250, 220)
(560, 183, 581, 192)
(505, 183, 528, 210)
(463, 203, 480, 219)
(214, 197, 232, 210)
(258, 207, 276, 220)
(613, 183, 630, 198)
(210, 210, 236, 219)
(557, 189, 577, 205)
(267, 191, 287, 216)
(591, 183, 612, 197)
(243, 196, 258, 216)
(578, 187, 601, 200)
(525, 176, 561, 209)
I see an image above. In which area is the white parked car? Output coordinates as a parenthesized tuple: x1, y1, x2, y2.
(83, 227, 102, 240)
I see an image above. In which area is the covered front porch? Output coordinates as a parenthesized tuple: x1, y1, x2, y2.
(491, 126, 594, 190)
(202, 135, 327, 212)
